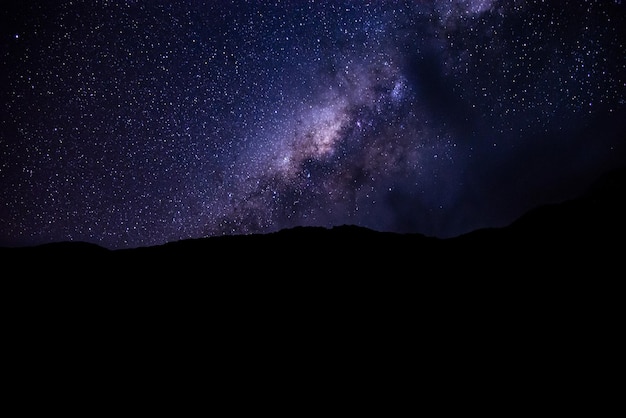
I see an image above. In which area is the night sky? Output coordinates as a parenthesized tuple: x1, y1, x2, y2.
(1, 0, 625, 250)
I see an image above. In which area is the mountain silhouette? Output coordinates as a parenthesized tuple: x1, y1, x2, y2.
(3, 165, 624, 276)
(3, 168, 622, 409)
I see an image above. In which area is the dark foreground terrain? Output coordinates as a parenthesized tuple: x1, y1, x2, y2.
(1, 167, 623, 413)
(2, 165, 624, 308)
(3, 165, 625, 275)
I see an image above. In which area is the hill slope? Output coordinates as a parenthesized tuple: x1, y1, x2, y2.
(3, 166, 624, 276)
(2, 168, 622, 409)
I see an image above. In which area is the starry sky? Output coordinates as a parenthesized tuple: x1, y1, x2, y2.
(1, 0, 625, 250)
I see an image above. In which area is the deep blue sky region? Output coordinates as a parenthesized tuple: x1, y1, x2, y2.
(1, 0, 625, 249)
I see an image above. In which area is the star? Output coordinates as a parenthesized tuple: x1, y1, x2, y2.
(1, 1, 624, 249)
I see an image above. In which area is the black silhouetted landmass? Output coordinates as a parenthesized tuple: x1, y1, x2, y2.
(3, 168, 622, 407)
(449, 165, 625, 271)
(3, 165, 624, 277)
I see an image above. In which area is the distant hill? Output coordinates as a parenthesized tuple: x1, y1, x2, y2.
(2, 165, 624, 276)
(2, 168, 622, 402)
(447, 165, 626, 271)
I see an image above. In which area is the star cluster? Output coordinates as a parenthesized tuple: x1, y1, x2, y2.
(1, 1, 625, 249)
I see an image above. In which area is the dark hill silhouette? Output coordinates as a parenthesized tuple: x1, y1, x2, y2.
(2, 165, 625, 278)
(2, 168, 622, 409)
(448, 165, 626, 270)
(1, 163, 623, 343)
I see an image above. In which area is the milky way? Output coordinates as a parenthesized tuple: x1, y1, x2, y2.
(1, 1, 625, 249)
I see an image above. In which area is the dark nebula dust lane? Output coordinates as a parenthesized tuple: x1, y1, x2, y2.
(1, 1, 625, 250)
